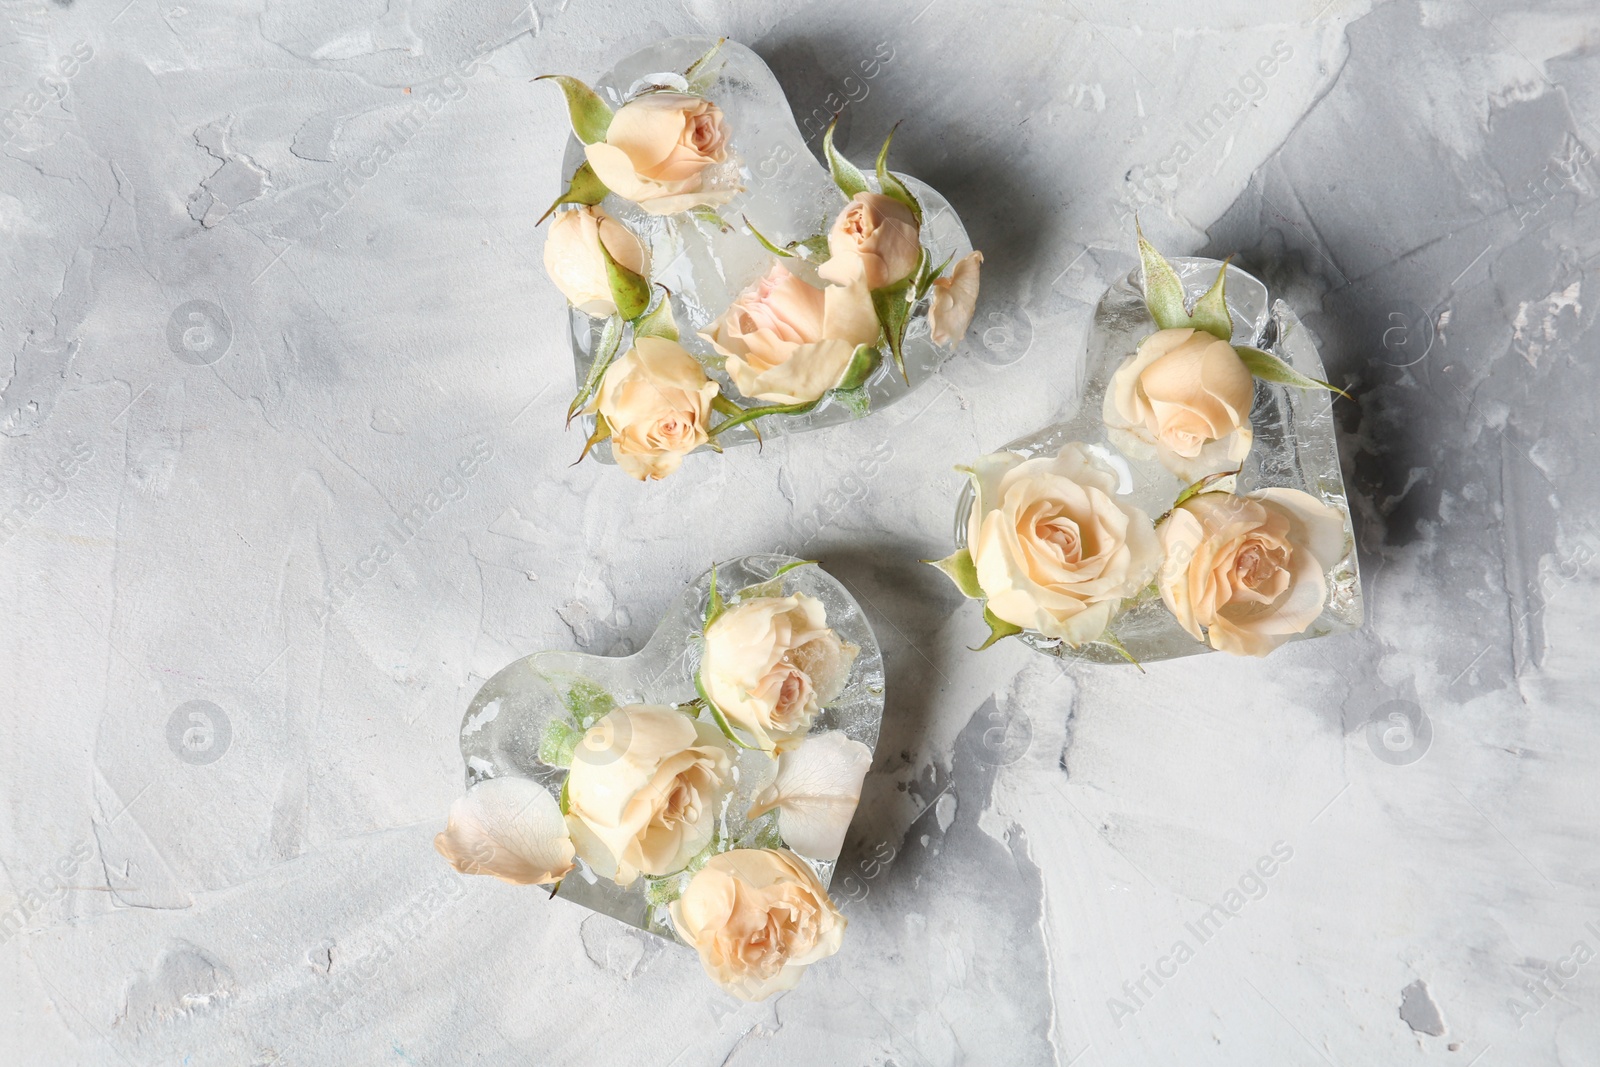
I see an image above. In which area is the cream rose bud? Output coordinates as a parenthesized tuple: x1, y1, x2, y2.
(1103, 327, 1256, 480)
(968, 443, 1161, 646)
(670, 848, 846, 1001)
(927, 250, 983, 346)
(1158, 488, 1347, 657)
(699, 593, 857, 752)
(541, 206, 648, 317)
(564, 705, 734, 885)
(817, 191, 922, 290)
(592, 337, 719, 481)
(702, 263, 880, 404)
(584, 92, 734, 215)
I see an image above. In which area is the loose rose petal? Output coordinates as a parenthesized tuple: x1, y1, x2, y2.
(435, 777, 575, 886)
(748, 732, 872, 862)
(928, 251, 983, 346)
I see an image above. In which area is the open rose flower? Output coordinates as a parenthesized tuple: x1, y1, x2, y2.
(1158, 488, 1347, 657)
(817, 191, 921, 290)
(967, 443, 1161, 646)
(541, 205, 649, 317)
(699, 593, 857, 752)
(1103, 327, 1256, 481)
(927, 250, 983, 345)
(564, 705, 733, 885)
(584, 92, 734, 215)
(702, 263, 880, 404)
(670, 848, 846, 1001)
(435, 777, 575, 886)
(591, 337, 719, 481)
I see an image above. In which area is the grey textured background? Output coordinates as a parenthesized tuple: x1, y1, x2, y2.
(2, 1, 1597, 1064)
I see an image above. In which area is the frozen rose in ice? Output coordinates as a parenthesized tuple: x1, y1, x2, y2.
(927, 251, 983, 345)
(584, 92, 735, 215)
(564, 705, 733, 885)
(670, 848, 846, 1001)
(1158, 488, 1347, 657)
(592, 337, 719, 480)
(698, 593, 857, 752)
(434, 777, 575, 885)
(966, 443, 1161, 647)
(816, 191, 921, 290)
(1103, 327, 1255, 481)
(702, 263, 880, 404)
(542, 205, 648, 317)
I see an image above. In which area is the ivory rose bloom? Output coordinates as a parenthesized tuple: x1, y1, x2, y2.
(1158, 488, 1347, 657)
(541, 205, 648, 317)
(702, 263, 880, 404)
(564, 705, 734, 885)
(817, 191, 921, 289)
(592, 337, 719, 481)
(1103, 327, 1256, 481)
(927, 250, 983, 345)
(967, 443, 1161, 646)
(584, 92, 734, 215)
(670, 848, 846, 1001)
(699, 593, 857, 752)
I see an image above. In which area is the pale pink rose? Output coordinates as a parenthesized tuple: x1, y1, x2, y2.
(542, 205, 648, 317)
(584, 93, 734, 215)
(592, 337, 719, 481)
(816, 192, 921, 290)
(1103, 327, 1256, 481)
(927, 251, 983, 345)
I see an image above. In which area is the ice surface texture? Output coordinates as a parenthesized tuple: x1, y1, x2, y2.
(457, 555, 884, 939)
(955, 258, 1363, 664)
(560, 36, 975, 460)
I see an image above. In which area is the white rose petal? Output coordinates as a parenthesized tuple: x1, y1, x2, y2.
(434, 777, 575, 886)
(747, 731, 873, 862)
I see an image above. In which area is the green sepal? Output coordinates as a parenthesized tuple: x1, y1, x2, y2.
(599, 238, 651, 321)
(744, 216, 795, 258)
(684, 38, 727, 93)
(833, 385, 870, 416)
(836, 343, 882, 392)
(793, 234, 831, 262)
(558, 776, 572, 815)
(536, 75, 613, 145)
(537, 161, 609, 225)
(823, 117, 869, 199)
(973, 606, 1023, 651)
(539, 718, 583, 768)
(1159, 468, 1242, 523)
(575, 412, 611, 464)
(704, 564, 723, 629)
(1138, 223, 1191, 331)
(694, 669, 761, 750)
(567, 316, 624, 424)
(707, 397, 820, 437)
(770, 559, 818, 581)
(690, 206, 730, 231)
(711, 394, 762, 445)
(916, 249, 951, 301)
(874, 122, 922, 225)
(871, 279, 913, 384)
(1235, 346, 1351, 399)
(1099, 632, 1146, 673)
(1188, 258, 1234, 341)
(634, 289, 678, 341)
(926, 548, 982, 599)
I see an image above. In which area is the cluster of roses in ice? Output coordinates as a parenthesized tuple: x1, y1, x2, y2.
(933, 237, 1351, 658)
(436, 564, 869, 1000)
(537, 42, 982, 480)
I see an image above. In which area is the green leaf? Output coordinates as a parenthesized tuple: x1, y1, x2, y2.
(694, 670, 760, 749)
(707, 397, 821, 437)
(793, 234, 831, 262)
(575, 412, 611, 464)
(538, 718, 582, 768)
(1138, 223, 1190, 331)
(973, 606, 1023, 651)
(599, 237, 651, 321)
(770, 559, 818, 581)
(871, 279, 912, 384)
(690, 206, 730, 231)
(832, 385, 870, 416)
(684, 37, 727, 92)
(823, 117, 868, 199)
(537, 161, 609, 225)
(536, 75, 613, 145)
(926, 549, 982, 599)
(874, 122, 923, 225)
(1189, 258, 1234, 341)
(836, 343, 882, 392)
(567, 315, 624, 424)
(634, 289, 678, 341)
(743, 215, 794, 258)
(1235, 346, 1352, 399)
(563, 679, 616, 727)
